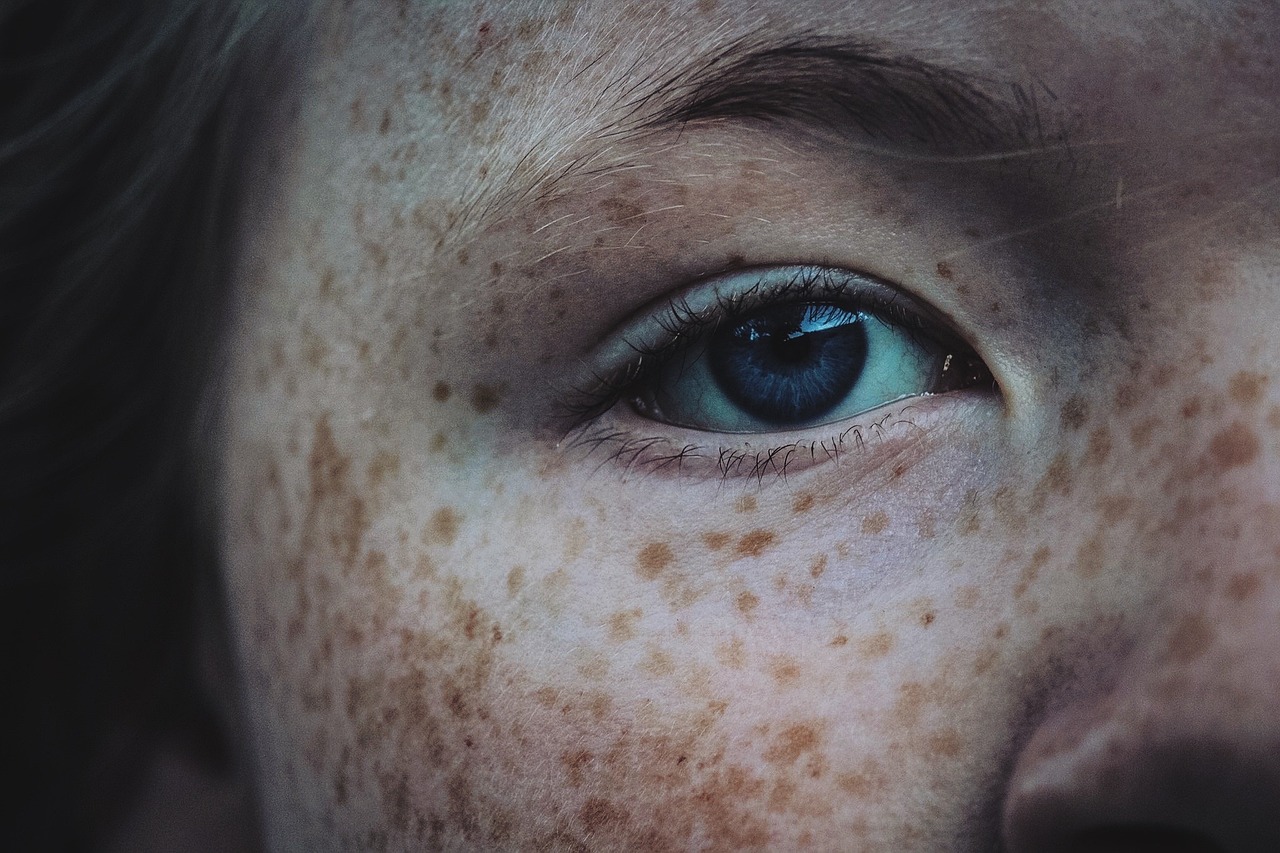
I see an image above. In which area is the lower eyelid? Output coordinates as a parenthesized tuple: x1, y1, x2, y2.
(561, 390, 985, 483)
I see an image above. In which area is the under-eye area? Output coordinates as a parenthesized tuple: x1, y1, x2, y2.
(559, 265, 997, 480)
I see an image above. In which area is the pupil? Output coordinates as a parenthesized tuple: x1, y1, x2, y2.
(708, 303, 868, 426)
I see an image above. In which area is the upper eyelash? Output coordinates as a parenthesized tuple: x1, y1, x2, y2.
(559, 266, 941, 427)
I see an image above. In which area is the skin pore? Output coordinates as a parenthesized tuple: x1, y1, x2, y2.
(217, 0, 1280, 849)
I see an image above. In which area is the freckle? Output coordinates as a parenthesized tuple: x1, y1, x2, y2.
(715, 637, 746, 668)
(919, 611, 936, 627)
(578, 653, 610, 680)
(927, 729, 963, 759)
(1084, 426, 1112, 466)
(735, 529, 776, 558)
(955, 586, 980, 609)
(318, 267, 336, 299)
(366, 450, 400, 487)
(1075, 535, 1104, 579)
(837, 764, 886, 797)
(414, 553, 436, 578)
(588, 694, 612, 720)
(973, 645, 999, 675)
(579, 797, 629, 833)
(994, 622, 1009, 639)
(1208, 421, 1261, 469)
(456, 248, 469, 266)
(1098, 493, 1132, 523)
(1181, 398, 1202, 419)
(1226, 572, 1261, 601)
(734, 495, 758, 513)
(735, 590, 760, 615)
(1044, 452, 1073, 495)
(763, 723, 821, 765)
(561, 749, 593, 788)
(809, 554, 827, 579)
(301, 326, 330, 370)
(1167, 613, 1214, 663)
(702, 531, 730, 550)
(363, 240, 388, 269)
(935, 261, 953, 279)
(835, 542, 852, 558)
(767, 655, 802, 686)
(378, 107, 391, 134)
(992, 486, 1025, 533)
(893, 682, 928, 728)
(607, 608, 643, 642)
(956, 490, 981, 535)
(1115, 383, 1139, 410)
(1060, 395, 1088, 431)
(792, 492, 815, 514)
(640, 640, 680, 676)
(1130, 417, 1158, 449)
(1014, 546, 1050, 597)
(1229, 370, 1267, 405)
(1152, 364, 1176, 388)
(429, 431, 447, 452)
(856, 631, 894, 659)
(636, 542, 674, 580)
(830, 634, 849, 647)
(461, 605, 481, 640)
(424, 507, 461, 546)
(471, 383, 500, 413)
(861, 511, 889, 535)
(506, 566, 525, 596)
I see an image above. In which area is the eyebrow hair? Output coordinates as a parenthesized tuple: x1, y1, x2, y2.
(470, 32, 1073, 238)
(625, 33, 1065, 154)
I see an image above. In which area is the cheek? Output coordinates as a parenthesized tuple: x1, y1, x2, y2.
(221, 395, 1112, 850)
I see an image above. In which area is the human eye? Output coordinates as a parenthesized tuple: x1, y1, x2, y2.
(564, 265, 995, 478)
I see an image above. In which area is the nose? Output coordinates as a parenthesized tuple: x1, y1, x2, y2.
(1000, 410, 1280, 852)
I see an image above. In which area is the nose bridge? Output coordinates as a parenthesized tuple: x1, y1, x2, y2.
(1155, 368, 1280, 603)
(1001, 366, 1280, 851)
(1101, 356, 1280, 724)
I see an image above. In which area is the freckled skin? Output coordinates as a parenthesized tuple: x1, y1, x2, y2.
(219, 0, 1280, 850)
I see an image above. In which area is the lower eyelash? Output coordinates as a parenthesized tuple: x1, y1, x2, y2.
(562, 406, 927, 483)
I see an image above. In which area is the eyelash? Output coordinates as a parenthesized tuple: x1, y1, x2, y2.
(559, 266, 988, 480)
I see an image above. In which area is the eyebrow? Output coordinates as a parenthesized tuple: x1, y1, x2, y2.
(626, 34, 1064, 154)
(474, 32, 1073, 235)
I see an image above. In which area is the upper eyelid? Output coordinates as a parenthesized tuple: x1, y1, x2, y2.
(558, 264, 963, 428)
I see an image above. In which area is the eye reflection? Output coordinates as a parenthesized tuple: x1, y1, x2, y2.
(633, 296, 957, 434)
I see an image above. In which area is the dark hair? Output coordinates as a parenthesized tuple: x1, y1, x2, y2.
(1, 2, 292, 848)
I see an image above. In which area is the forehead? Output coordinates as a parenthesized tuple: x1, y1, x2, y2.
(306, 0, 1275, 241)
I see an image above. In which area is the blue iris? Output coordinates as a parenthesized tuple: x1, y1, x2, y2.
(708, 303, 868, 426)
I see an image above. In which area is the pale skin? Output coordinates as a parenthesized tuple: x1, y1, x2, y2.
(215, 0, 1280, 850)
